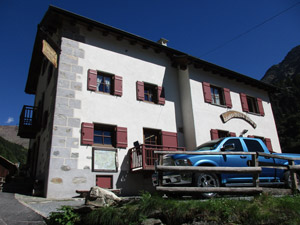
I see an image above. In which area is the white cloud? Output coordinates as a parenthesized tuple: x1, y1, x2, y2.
(5, 117, 14, 124)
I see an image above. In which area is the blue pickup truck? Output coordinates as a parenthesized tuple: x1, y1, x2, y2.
(157, 137, 300, 198)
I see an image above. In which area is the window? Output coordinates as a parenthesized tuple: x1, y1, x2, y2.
(240, 93, 264, 116)
(143, 128, 178, 147)
(244, 139, 264, 152)
(144, 83, 156, 102)
(247, 96, 259, 114)
(97, 73, 111, 94)
(94, 124, 114, 146)
(136, 81, 165, 105)
(211, 86, 225, 105)
(223, 139, 243, 151)
(81, 122, 127, 148)
(202, 82, 232, 108)
(211, 129, 236, 140)
(144, 128, 161, 145)
(87, 69, 122, 96)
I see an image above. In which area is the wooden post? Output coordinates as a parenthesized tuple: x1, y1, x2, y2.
(158, 154, 163, 187)
(252, 154, 259, 188)
(289, 160, 298, 194)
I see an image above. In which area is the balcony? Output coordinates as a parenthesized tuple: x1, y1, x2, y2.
(18, 105, 39, 139)
(130, 144, 185, 171)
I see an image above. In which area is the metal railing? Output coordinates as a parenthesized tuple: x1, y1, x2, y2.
(18, 105, 39, 138)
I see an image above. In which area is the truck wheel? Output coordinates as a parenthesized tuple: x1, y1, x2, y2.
(194, 173, 219, 198)
(284, 171, 300, 191)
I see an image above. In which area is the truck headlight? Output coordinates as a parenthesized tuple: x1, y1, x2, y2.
(175, 159, 192, 166)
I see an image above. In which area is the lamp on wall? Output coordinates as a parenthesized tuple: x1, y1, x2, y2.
(239, 129, 248, 137)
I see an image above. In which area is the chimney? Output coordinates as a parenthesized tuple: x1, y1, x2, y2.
(157, 38, 168, 46)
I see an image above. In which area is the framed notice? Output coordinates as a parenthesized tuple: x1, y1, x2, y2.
(92, 148, 118, 172)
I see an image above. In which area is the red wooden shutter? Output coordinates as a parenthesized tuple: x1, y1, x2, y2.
(202, 82, 212, 103)
(210, 129, 219, 140)
(240, 93, 249, 112)
(224, 88, 232, 108)
(157, 86, 165, 105)
(265, 138, 273, 152)
(96, 176, 112, 189)
(113, 75, 123, 96)
(136, 81, 144, 101)
(257, 98, 265, 116)
(161, 131, 178, 149)
(229, 132, 236, 137)
(88, 69, 97, 91)
(116, 127, 127, 148)
(81, 122, 94, 145)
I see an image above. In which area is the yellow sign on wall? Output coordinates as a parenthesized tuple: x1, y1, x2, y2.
(42, 40, 57, 68)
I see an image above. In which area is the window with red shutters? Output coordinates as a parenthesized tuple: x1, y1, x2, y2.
(240, 93, 265, 116)
(203, 82, 232, 108)
(81, 122, 127, 148)
(211, 129, 236, 140)
(87, 69, 122, 96)
(116, 127, 127, 148)
(161, 131, 178, 148)
(137, 81, 165, 105)
(81, 123, 94, 145)
(203, 82, 212, 103)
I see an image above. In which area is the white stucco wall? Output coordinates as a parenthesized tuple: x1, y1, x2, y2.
(188, 67, 281, 152)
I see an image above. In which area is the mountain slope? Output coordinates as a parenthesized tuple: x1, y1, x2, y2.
(0, 136, 27, 165)
(262, 45, 300, 153)
(0, 126, 29, 148)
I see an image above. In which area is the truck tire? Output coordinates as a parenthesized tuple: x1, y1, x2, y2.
(194, 173, 219, 198)
(284, 171, 300, 191)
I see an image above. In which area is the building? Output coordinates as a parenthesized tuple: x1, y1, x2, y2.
(18, 6, 280, 198)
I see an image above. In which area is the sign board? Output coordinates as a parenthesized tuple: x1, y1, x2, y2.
(92, 148, 118, 172)
(42, 40, 57, 68)
(220, 110, 257, 128)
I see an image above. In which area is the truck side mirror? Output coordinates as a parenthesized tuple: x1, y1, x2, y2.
(222, 143, 235, 151)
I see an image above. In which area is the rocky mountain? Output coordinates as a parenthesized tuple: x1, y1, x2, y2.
(262, 45, 300, 153)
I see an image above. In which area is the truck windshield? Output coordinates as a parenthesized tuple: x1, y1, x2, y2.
(194, 138, 224, 151)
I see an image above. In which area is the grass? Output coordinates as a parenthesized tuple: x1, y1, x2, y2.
(47, 193, 300, 225)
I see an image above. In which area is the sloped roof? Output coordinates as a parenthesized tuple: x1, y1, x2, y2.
(25, 5, 276, 94)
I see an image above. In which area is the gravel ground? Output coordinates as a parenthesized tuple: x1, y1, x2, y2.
(15, 194, 85, 218)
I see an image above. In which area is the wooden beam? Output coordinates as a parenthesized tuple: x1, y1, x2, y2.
(156, 165, 261, 173)
(258, 152, 300, 161)
(154, 151, 256, 156)
(156, 186, 262, 194)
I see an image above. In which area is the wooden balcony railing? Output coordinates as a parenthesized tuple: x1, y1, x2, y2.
(18, 105, 39, 138)
(129, 144, 185, 171)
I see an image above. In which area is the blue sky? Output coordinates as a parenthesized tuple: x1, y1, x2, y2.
(0, 0, 299, 126)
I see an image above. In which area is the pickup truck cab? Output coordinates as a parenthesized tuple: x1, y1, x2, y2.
(163, 137, 300, 198)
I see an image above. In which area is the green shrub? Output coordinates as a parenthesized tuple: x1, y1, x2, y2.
(47, 206, 80, 225)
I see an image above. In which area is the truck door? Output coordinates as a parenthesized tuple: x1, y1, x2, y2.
(220, 138, 251, 182)
(243, 139, 276, 180)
